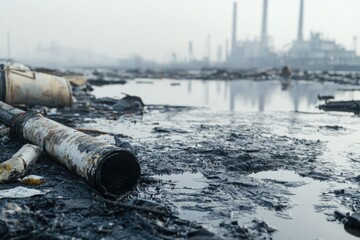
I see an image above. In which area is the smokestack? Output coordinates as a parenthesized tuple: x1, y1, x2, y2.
(188, 41, 193, 62)
(231, 2, 237, 55)
(297, 0, 304, 42)
(217, 45, 223, 62)
(353, 36, 358, 55)
(261, 0, 268, 44)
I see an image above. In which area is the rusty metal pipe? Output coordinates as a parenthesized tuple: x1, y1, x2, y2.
(0, 101, 141, 196)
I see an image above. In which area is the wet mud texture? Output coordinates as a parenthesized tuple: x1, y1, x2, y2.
(0, 85, 350, 240)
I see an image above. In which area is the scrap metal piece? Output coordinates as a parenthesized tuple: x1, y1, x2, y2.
(0, 101, 141, 196)
(0, 144, 42, 183)
(0, 63, 72, 107)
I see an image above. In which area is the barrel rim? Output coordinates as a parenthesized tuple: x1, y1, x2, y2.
(0, 64, 5, 102)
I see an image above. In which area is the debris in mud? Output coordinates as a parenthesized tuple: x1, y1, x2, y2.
(19, 175, 45, 186)
(93, 93, 144, 115)
(319, 125, 345, 131)
(219, 219, 276, 239)
(153, 127, 188, 134)
(319, 100, 360, 114)
(0, 101, 141, 197)
(317, 94, 335, 101)
(0, 144, 42, 183)
(88, 78, 127, 86)
(0, 186, 47, 199)
(75, 67, 360, 86)
(335, 210, 360, 237)
(113, 135, 137, 155)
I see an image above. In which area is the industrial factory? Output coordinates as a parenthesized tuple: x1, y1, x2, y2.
(227, 0, 360, 70)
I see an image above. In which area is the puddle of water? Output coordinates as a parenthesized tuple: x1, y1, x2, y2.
(91, 79, 360, 178)
(250, 169, 310, 183)
(264, 113, 360, 175)
(93, 79, 359, 112)
(154, 172, 209, 222)
(249, 170, 357, 240)
(155, 172, 207, 190)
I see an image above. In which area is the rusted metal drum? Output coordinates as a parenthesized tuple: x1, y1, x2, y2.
(0, 63, 72, 107)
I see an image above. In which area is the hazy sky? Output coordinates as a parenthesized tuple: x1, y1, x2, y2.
(0, 0, 359, 62)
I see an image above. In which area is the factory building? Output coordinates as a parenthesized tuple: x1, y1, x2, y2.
(227, 0, 360, 71)
(227, 0, 280, 69)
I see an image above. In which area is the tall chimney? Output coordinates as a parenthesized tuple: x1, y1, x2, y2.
(261, 0, 268, 44)
(188, 41, 193, 62)
(231, 2, 237, 55)
(297, 0, 304, 42)
(217, 45, 223, 62)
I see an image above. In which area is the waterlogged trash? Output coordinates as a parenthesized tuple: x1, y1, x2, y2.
(113, 93, 145, 114)
(0, 186, 46, 199)
(319, 100, 360, 114)
(0, 144, 42, 183)
(0, 63, 72, 107)
(0, 101, 141, 196)
(19, 175, 45, 185)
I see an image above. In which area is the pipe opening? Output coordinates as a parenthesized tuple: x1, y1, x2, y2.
(97, 150, 141, 196)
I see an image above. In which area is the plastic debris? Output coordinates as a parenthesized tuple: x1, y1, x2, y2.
(19, 175, 45, 185)
(0, 186, 46, 199)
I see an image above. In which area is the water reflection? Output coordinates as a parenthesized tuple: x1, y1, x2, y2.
(250, 170, 358, 240)
(92, 79, 358, 112)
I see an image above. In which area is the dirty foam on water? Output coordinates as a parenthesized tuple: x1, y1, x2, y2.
(90, 79, 360, 239)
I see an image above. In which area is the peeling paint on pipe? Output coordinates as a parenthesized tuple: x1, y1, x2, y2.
(0, 144, 42, 183)
(0, 101, 141, 196)
(0, 63, 72, 107)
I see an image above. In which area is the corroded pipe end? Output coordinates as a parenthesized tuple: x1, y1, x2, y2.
(96, 149, 141, 196)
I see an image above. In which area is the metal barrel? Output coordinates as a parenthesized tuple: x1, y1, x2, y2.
(0, 101, 141, 196)
(0, 63, 72, 108)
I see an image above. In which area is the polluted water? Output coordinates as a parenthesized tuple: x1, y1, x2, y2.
(90, 78, 360, 239)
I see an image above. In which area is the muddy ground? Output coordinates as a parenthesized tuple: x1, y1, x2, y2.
(1, 78, 360, 239)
